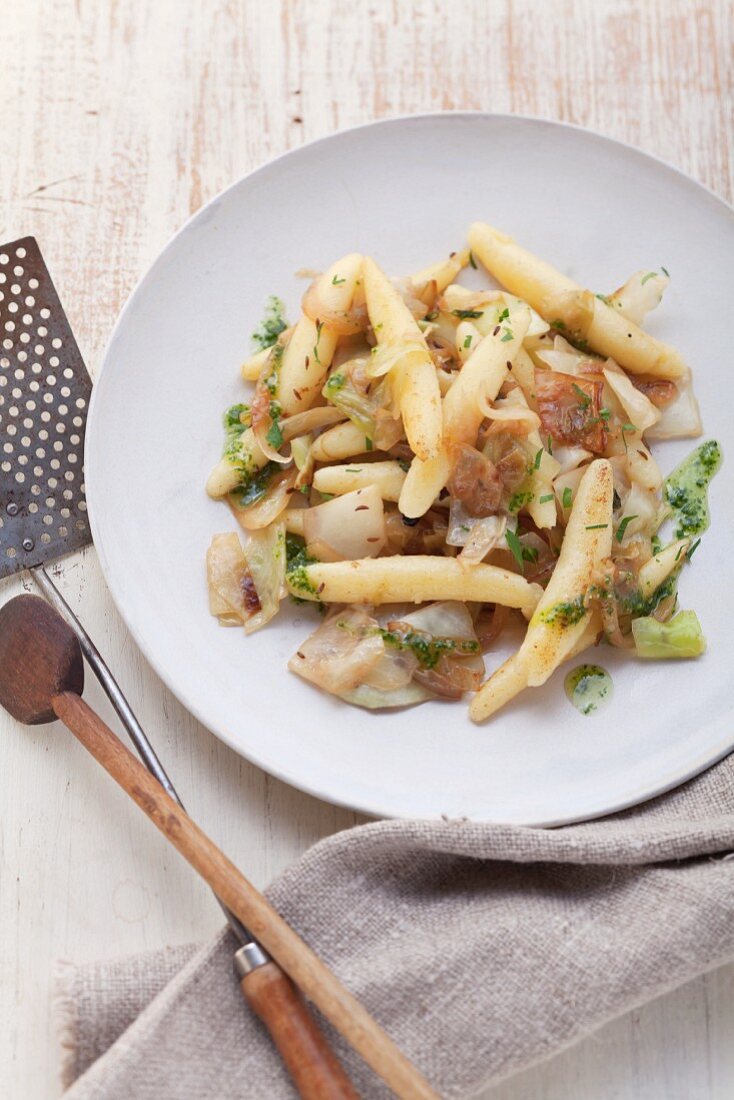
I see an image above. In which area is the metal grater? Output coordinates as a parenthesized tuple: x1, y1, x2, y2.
(0, 237, 92, 578)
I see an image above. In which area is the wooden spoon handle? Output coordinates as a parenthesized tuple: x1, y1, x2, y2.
(241, 961, 359, 1099)
(51, 691, 438, 1100)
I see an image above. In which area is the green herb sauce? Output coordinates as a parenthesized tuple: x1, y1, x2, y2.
(323, 372, 345, 396)
(231, 461, 278, 506)
(285, 534, 319, 598)
(223, 403, 250, 429)
(251, 295, 288, 351)
(262, 342, 284, 396)
(564, 664, 613, 716)
(664, 440, 722, 539)
(378, 628, 479, 670)
(539, 594, 587, 628)
(222, 404, 251, 464)
(617, 570, 679, 620)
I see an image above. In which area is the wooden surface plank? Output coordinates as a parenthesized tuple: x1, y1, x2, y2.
(0, 1, 732, 1097)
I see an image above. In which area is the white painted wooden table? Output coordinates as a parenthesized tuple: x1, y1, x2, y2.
(1, 1, 732, 1096)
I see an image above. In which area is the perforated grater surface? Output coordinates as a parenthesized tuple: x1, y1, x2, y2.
(0, 237, 92, 579)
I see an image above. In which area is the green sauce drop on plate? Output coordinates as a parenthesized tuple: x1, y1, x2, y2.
(564, 664, 613, 716)
(664, 440, 722, 539)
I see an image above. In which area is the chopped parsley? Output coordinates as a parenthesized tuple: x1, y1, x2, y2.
(640, 271, 658, 285)
(365, 437, 373, 451)
(615, 515, 638, 542)
(533, 448, 543, 470)
(505, 528, 525, 572)
(331, 274, 346, 285)
(265, 400, 284, 449)
(452, 308, 483, 319)
(562, 487, 573, 508)
(500, 328, 514, 342)
(508, 490, 534, 513)
(251, 295, 288, 351)
(585, 523, 608, 530)
(463, 334, 473, 349)
(468, 250, 477, 269)
(522, 545, 539, 564)
(539, 493, 554, 504)
(686, 537, 701, 561)
(572, 382, 591, 408)
(661, 265, 670, 277)
(497, 307, 510, 323)
(312, 319, 324, 365)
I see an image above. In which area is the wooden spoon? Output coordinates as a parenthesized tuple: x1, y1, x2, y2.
(0, 594, 438, 1100)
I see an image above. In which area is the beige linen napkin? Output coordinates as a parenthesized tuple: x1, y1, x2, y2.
(58, 754, 734, 1099)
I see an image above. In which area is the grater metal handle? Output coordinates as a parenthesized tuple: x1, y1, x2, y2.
(31, 565, 178, 799)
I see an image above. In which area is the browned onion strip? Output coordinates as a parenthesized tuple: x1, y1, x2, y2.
(632, 377, 678, 408)
(425, 331, 458, 371)
(281, 406, 346, 441)
(413, 659, 483, 699)
(436, 289, 502, 312)
(228, 466, 297, 531)
(410, 277, 438, 308)
(475, 604, 510, 651)
(448, 443, 503, 518)
(250, 387, 291, 465)
(302, 279, 368, 334)
(598, 594, 635, 649)
(651, 592, 677, 623)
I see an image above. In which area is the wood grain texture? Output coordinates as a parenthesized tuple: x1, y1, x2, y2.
(0, 1, 731, 1098)
(241, 962, 360, 1100)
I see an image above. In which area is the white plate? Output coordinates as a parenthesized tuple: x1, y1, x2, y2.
(86, 113, 734, 825)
